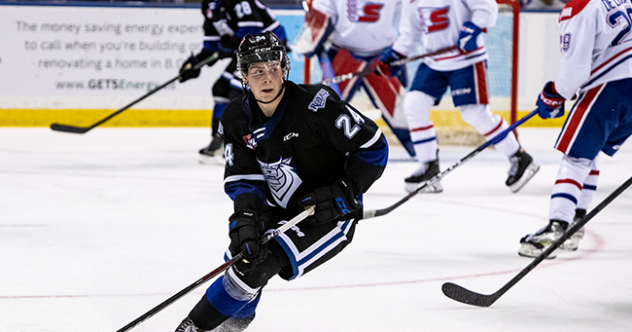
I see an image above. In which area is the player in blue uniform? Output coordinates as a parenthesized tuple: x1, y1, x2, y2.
(174, 31, 388, 332)
(179, 0, 290, 164)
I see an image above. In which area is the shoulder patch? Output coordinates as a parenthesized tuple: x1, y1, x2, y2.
(308, 88, 329, 112)
(559, 0, 591, 22)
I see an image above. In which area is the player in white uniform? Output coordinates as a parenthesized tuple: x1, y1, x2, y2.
(386, 0, 540, 193)
(293, 0, 416, 156)
(519, 0, 632, 258)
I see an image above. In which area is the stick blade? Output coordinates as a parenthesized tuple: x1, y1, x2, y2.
(50, 123, 90, 134)
(441, 282, 497, 307)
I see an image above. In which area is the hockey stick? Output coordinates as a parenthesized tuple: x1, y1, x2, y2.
(362, 109, 538, 220)
(442, 175, 632, 307)
(50, 53, 219, 134)
(318, 50, 342, 95)
(320, 46, 458, 86)
(115, 206, 315, 332)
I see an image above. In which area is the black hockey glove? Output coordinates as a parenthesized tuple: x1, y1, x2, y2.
(178, 49, 219, 83)
(216, 35, 241, 59)
(228, 209, 268, 273)
(221, 34, 243, 51)
(299, 179, 362, 225)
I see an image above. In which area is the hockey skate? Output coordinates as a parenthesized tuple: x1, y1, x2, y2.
(198, 134, 224, 165)
(175, 315, 255, 332)
(217, 315, 255, 332)
(176, 318, 204, 332)
(506, 148, 540, 193)
(518, 216, 586, 258)
(404, 160, 442, 193)
(571, 208, 586, 240)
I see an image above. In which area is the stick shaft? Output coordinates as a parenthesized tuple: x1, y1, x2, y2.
(51, 53, 218, 134)
(363, 110, 537, 219)
(320, 46, 457, 86)
(493, 173, 632, 299)
(442, 174, 632, 307)
(115, 206, 314, 332)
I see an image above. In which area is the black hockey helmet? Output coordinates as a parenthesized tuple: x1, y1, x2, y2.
(237, 31, 290, 76)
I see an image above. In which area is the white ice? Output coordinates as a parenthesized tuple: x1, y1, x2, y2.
(1, 127, 631, 332)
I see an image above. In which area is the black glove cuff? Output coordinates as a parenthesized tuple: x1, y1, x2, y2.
(221, 35, 242, 50)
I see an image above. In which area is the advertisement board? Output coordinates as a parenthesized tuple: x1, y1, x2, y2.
(0, 5, 305, 125)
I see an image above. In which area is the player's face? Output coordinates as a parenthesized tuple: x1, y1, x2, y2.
(244, 61, 285, 103)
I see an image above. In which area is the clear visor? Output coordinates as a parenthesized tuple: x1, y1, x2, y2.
(246, 60, 283, 80)
(241, 49, 282, 69)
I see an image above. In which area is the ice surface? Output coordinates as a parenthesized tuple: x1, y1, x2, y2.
(1, 127, 631, 332)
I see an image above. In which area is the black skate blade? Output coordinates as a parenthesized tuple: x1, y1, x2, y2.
(510, 163, 540, 193)
(405, 182, 443, 194)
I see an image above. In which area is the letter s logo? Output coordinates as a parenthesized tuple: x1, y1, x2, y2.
(421, 6, 450, 33)
(348, 1, 384, 23)
(359, 3, 383, 23)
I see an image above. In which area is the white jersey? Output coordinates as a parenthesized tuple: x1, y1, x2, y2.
(312, 0, 402, 57)
(554, 0, 632, 99)
(393, 0, 498, 71)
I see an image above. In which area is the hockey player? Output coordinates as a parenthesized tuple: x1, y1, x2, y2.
(385, 0, 540, 193)
(518, 0, 632, 258)
(174, 31, 388, 332)
(178, 0, 290, 164)
(292, 0, 416, 157)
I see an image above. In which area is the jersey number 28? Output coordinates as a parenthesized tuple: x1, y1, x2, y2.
(234, 1, 253, 19)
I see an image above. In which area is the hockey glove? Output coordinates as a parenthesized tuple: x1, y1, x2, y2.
(377, 47, 408, 87)
(228, 209, 268, 272)
(537, 81, 565, 119)
(298, 179, 362, 225)
(220, 34, 242, 57)
(178, 49, 219, 83)
(458, 21, 482, 53)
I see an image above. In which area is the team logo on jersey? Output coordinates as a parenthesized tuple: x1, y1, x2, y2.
(420, 6, 451, 33)
(243, 133, 257, 150)
(347, 0, 384, 23)
(258, 156, 303, 208)
(308, 89, 329, 112)
(205, 0, 218, 19)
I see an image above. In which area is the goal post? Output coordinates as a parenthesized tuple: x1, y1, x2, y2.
(494, 0, 520, 126)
